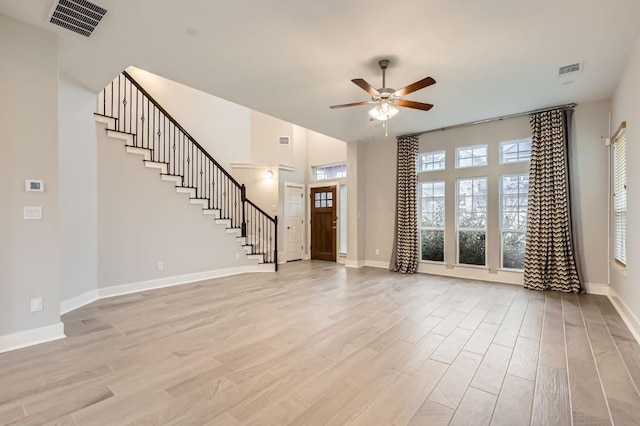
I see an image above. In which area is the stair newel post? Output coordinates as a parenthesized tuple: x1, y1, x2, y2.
(241, 184, 247, 238)
(274, 215, 278, 271)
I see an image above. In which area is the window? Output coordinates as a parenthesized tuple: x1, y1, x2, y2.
(419, 151, 446, 172)
(419, 181, 445, 262)
(314, 163, 346, 181)
(457, 177, 487, 265)
(500, 174, 529, 269)
(314, 190, 333, 208)
(339, 185, 347, 253)
(500, 138, 532, 164)
(614, 123, 627, 265)
(456, 145, 488, 168)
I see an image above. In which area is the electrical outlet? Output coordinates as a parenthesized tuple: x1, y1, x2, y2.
(235, 253, 240, 260)
(157, 262, 164, 271)
(375, 249, 380, 255)
(30, 298, 43, 313)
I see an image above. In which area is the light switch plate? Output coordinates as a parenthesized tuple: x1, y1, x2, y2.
(24, 206, 43, 220)
(30, 298, 43, 313)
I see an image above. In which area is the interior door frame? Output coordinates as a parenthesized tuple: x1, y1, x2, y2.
(307, 181, 340, 261)
(283, 181, 306, 262)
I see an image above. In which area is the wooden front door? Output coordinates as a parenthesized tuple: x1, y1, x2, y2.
(311, 186, 337, 261)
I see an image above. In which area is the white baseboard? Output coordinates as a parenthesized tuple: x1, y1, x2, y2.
(609, 287, 640, 344)
(60, 289, 100, 315)
(583, 282, 610, 296)
(60, 264, 274, 314)
(0, 322, 65, 354)
(345, 260, 366, 268)
(365, 260, 389, 269)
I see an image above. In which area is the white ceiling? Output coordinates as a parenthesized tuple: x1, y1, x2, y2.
(2, 0, 639, 142)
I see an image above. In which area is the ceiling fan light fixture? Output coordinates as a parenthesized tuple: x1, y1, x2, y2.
(368, 101, 399, 121)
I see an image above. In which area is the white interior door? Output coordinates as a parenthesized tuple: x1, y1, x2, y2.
(285, 185, 304, 261)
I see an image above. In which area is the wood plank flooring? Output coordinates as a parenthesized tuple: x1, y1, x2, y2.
(1, 261, 640, 425)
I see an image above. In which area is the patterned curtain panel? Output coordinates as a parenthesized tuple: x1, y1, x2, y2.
(524, 109, 582, 293)
(390, 135, 419, 274)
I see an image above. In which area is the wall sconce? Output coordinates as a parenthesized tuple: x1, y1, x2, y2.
(266, 169, 274, 180)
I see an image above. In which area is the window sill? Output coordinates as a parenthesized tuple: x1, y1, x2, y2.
(610, 260, 627, 278)
(497, 268, 524, 273)
(454, 263, 489, 270)
(419, 260, 445, 265)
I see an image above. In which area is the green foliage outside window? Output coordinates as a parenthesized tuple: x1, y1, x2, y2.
(421, 230, 444, 262)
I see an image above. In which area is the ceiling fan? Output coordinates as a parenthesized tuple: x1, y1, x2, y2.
(330, 59, 436, 122)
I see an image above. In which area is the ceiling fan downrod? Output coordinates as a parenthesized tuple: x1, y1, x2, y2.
(379, 59, 390, 89)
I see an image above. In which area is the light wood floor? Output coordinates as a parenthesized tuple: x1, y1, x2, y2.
(2, 261, 640, 425)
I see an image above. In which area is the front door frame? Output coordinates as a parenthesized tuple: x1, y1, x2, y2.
(283, 181, 305, 262)
(307, 181, 339, 262)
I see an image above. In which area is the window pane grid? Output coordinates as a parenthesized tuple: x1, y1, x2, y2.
(314, 163, 347, 181)
(420, 181, 445, 262)
(457, 177, 487, 265)
(419, 150, 446, 172)
(500, 174, 529, 269)
(500, 138, 532, 164)
(614, 130, 627, 265)
(456, 145, 488, 168)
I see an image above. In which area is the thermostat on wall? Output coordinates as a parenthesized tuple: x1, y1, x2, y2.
(25, 179, 44, 192)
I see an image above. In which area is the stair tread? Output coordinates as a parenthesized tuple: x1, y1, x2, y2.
(94, 113, 118, 120)
(108, 129, 137, 136)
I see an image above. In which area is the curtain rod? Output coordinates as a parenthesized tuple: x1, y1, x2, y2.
(400, 103, 577, 138)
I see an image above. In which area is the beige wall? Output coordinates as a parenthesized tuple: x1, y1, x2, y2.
(361, 100, 610, 286)
(59, 75, 99, 303)
(611, 34, 640, 320)
(308, 130, 347, 170)
(0, 15, 60, 335)
(250, 111, 296, 165)
(570, 100, 610, 288)
(346, 141, 367, 266)
(97, 124, 258, 289)
(126, 67, 252, 171)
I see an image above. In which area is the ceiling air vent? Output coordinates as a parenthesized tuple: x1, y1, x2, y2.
(279, 136, 291, 145)
(559, 63, 581, 76)
(48, 0, 107, 37)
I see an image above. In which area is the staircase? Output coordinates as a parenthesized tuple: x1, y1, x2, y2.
(96, 71, 277, 270)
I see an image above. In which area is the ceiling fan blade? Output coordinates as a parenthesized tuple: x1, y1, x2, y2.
(329, 101, 374, 109)
(351, 79, 380, 97)
(396, 99, 434, 111)
(393, 77, 436, 97)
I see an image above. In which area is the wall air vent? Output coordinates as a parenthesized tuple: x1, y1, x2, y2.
(559, 63, 581, 76)
(279, 136, 291, 145)
(48, 0, 107, 37)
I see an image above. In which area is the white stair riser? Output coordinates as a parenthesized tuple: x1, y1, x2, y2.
(226, 228, 242, 236)
(95, 115, 117, 127)
(215, 219, 231, 227)
(190, 199, 208, 207)
(144, 162, 168, 174)
(106, 129, 133, 145)
(176, 187, 196, 197)
(203, 210, 221, 219)
(161, 175, 182, 185)
(125, 146, 151, 161)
